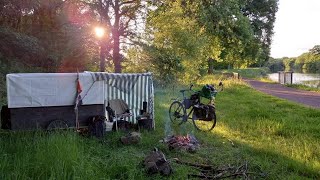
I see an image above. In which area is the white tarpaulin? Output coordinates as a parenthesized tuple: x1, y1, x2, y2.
(7, 73, 104, 108)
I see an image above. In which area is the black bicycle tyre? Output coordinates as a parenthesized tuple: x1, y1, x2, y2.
(192, 108, 217, 132)
(169, 101, 186, 124)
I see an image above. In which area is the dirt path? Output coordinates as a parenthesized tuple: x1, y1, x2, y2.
(243, 78, 320, 109)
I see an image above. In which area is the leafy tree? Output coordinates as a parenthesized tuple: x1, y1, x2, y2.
(283, 57, 295, 71)
(310, 45, 320, 55)
(145, 0, 222, 83)
(0, 0, 99, 72)
(84, 0, 146, 73)
(242, 0, 279, 63)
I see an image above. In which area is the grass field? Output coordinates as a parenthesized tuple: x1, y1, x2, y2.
(1, 77, 320, 179)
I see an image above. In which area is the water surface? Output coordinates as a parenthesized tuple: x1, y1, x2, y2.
(268, 73, 320, 88)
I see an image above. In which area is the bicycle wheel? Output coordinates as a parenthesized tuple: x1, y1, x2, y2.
(192, 108, 216, 132)
(169, 101, 186, 124)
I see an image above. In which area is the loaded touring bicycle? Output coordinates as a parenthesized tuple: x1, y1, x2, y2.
(1, 72, 154, 131)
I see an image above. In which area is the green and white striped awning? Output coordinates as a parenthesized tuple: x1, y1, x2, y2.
(90, 72, 154, 124)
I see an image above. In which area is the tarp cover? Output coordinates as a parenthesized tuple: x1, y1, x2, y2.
(7, 73, 103, 108)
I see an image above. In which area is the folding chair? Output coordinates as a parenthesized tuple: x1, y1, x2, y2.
(107, 99, 132, 131)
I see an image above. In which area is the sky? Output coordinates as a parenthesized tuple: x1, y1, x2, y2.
(270, 0, 320, 58)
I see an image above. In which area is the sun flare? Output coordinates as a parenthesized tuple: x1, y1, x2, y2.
(94, 27, 105, 38)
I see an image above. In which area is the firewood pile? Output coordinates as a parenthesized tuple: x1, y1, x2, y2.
(174, 158, 266, 179)
(163, 134, 199, 153)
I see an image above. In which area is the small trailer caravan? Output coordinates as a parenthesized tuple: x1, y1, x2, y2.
(1, 72, 154, 130)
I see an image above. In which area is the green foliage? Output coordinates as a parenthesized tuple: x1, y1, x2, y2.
(283, 57, 295, 72)
(123, 0, 279, 85)
(222, 68, 270, 78)
(0, 27, 47, 67)
(0, 0, 100, 73)
(124, 45, 184, 86)
(143, 0, 219, 84)
(310, 45, 320, 55)
(242, 0, 278, 62)
(265, 58, 284, 73)
(147, 46, 184, 86)
(197, 0, 278, 67)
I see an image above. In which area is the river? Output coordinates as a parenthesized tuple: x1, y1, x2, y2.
(268, 73, 320, 88)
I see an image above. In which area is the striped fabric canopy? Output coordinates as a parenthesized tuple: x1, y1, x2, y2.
(91, 72, 150, 93)
(89, 72, 154, 124)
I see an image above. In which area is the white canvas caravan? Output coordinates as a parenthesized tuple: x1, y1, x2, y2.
(1, 72, 154, 130)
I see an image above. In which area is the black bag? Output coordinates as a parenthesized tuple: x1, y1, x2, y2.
(88, 115, 106, 138)
(193, 104, 215, 121)
(106, 105, 115, 122)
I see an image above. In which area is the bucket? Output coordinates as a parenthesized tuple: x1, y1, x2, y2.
(137, 118, 153, 130)
(105, 121, 113, 131)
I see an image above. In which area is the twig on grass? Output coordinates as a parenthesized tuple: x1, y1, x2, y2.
(175, 158, 265, 179)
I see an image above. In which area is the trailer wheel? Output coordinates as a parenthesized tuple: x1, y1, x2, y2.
(47, 119, 68, 130)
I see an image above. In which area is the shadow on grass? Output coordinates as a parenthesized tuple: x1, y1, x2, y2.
(195, 131, 320, 179)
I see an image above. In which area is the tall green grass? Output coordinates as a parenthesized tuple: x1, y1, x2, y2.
(0, 76, 320, 179)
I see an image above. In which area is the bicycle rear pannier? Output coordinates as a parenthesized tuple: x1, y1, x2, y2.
(193, 104, 215, 121)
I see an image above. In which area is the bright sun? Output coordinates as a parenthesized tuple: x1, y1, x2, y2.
(95, 27, 105, 38)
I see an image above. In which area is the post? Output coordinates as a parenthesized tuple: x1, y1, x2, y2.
(285, 71, 293, 84)
(278, 71, 285, 84)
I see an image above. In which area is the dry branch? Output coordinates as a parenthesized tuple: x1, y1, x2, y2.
(174, 158, 265, 180)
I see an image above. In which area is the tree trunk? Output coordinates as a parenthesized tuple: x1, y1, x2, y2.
(100, 42, 106, 72)
(113, 0, 121, 73)
(113, 32, 121, 73)
(207, 58, 214, 74)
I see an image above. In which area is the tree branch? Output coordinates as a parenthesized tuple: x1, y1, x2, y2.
(119, 0, 138, 6)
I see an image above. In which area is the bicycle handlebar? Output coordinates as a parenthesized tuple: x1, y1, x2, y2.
(190, 84, 194, 90)
(180, 82, 223, 97)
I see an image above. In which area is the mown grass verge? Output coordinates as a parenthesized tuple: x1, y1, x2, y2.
(286, 84, 320, 92)
(0, 76, 319, 179)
